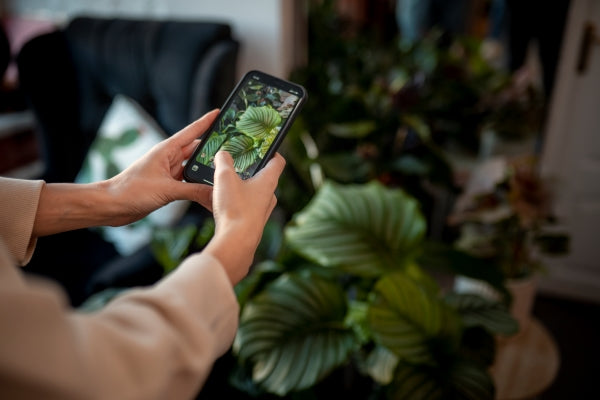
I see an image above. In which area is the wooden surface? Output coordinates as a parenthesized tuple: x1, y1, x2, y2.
(490, 318, 560, 400)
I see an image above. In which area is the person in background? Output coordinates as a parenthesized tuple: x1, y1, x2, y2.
(396, 0, 470, 43)
(0, 109, 286, 399)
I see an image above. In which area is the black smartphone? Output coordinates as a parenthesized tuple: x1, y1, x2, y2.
(183, 70, 307, 185)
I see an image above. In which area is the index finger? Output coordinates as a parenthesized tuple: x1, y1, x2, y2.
(169, 109, 220, 147)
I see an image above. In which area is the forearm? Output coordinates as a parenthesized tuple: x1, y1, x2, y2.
(33, 181, 124, 237)
(202, 222, 261, 285)
(0, 249, 238, 399)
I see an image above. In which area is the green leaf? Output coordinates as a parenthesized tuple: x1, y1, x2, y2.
(418, 241, 509, 300)
(368, 273, 445, 364)
(318, 152, 372, 183)
(150, 225, 198, 274)
(116, 128, 140, 146)
(221, 135, 260, 172)
(445, 293, 519, 336)
(234, 273, 357, 396)
(388, 359, 494, 400)
(285, 180, 426, 277)
(258, 132, 275, 159)
(344, 300, 371, 344)
(327, 120, 376, 138)
(196, 132, 226, 165)
(194, 217, 215, 249)
(391, 155, 432, 176)
(105, 161, 120, 179)
(95, 136, 117, 157)
(236, 105, 282, 141)
(235, 260, 286, 308)
(445, 359, 495, 400)
(79, 287, 130, 313)
(255, 218, 284, 261)
(388, 363, 444, 400)
(402, 115, 431, 142)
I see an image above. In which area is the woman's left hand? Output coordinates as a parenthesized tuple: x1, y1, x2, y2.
(106, 110, 219, 226)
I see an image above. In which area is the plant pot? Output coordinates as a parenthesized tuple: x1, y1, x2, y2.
(505, 275, 538, 335)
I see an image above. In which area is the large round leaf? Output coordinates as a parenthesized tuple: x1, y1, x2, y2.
(236, 105, 282, 141)
(388, 363, 444, 400)
(368, 273, 446, 364)
(285, 181, 426, 276)
(445, 358, 495, 400)
(234, 273, 357, 396)
(221, 135, 259, 172)
(195, 132, 226, 164)
(388, 359, 494, 400)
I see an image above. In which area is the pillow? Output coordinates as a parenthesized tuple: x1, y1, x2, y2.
(75, 94, 190, 255)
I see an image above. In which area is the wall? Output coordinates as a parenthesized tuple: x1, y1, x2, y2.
(2, 0, 307, 80)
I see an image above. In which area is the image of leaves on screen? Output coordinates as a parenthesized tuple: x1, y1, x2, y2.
(196, 80, 297, 178)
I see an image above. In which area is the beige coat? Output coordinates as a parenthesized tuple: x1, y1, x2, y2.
(0, 177, 239, 399)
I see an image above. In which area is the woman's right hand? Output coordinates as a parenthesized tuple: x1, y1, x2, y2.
(202, 151, 286, 285)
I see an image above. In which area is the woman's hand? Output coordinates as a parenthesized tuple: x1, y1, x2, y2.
(105, 110, 220, 226)
(203, 151, 286, 285)
(33, 110, 219, 237)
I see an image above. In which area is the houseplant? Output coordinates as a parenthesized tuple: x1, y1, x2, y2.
(279, 0, 544, 238)
(447, 154, 569, 331)
(81, 2, 542, 395)
(144, 180, 517, 399)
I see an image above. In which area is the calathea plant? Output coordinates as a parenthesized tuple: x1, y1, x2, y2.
(226, 181, 517, 398)
(86, 180, 517, 398)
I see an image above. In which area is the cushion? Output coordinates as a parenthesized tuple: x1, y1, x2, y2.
(75, 94, 190, 255)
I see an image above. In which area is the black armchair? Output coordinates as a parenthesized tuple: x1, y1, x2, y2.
(16, 16, 239, 306)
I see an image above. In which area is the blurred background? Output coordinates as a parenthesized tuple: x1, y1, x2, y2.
(1, 0, 599, 399)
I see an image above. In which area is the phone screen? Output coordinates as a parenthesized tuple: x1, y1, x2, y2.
(185, 71, 305, 183)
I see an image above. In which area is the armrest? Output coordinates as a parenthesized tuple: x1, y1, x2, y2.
(189, 39, 240, 120)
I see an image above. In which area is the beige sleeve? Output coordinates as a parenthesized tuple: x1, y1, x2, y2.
(0, 248, 239, 399)
(0, 177, 44, 265)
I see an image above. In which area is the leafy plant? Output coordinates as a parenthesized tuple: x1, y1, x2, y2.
(234, 271, 357, 396)
(285, 181, 426, 277)
(131, 178, 516, 399)
(227, 180, 517, 399)
(448, 155, 570, 279)
(279, 0, 544, 228)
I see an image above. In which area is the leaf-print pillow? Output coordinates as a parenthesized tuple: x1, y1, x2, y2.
(75, 95, 189, 255)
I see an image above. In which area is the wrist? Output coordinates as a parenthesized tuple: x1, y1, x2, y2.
(202, 224, 257, 285)
(33, 180, 121, 237)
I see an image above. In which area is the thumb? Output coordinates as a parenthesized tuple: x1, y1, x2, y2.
(213, 151, 238, 183)
(214, 151, 235, 170)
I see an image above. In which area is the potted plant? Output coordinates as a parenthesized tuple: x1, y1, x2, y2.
(144, 180, 518, 399)
(447, 154, 569, 332)
(279, 0, 544, 239)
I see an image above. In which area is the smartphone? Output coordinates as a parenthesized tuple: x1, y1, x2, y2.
(183, 70, 307, 184)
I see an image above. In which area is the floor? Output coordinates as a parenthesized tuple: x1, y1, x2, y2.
(533, 293, 600, 398)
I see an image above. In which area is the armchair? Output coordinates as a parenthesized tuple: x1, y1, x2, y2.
(16, 16, 239, 306)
